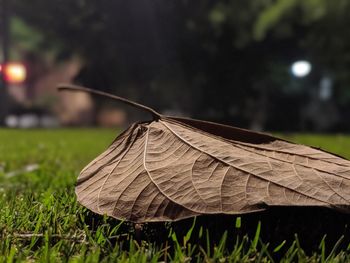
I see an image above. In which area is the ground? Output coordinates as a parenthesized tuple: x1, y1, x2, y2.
(1, 129, 350, 262)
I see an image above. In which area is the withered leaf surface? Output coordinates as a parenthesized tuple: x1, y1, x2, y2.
(59, 85, 350, 223)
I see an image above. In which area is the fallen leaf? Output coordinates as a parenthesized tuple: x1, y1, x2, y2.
(59, 84, 350, 223)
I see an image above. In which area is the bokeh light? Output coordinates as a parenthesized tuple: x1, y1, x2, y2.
(291, 60, 312, 78)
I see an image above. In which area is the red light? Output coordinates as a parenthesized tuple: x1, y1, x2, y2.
(2, 62, 27, 84)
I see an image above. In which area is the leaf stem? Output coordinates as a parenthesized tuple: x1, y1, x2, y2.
(57, 83, 162, 119)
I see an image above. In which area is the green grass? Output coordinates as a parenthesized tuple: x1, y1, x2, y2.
(1, 129, 350, 262)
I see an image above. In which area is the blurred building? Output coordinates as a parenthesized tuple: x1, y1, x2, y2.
(3, 56, 96, 127)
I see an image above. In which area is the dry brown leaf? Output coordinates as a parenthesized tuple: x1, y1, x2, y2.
(59, 84, 350, 223)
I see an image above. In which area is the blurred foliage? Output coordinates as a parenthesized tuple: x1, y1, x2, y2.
(11, 17, 62, 60)
(10, 0, 350, 131)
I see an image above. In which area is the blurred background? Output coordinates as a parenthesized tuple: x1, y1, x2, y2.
(0, 0, 349, 131)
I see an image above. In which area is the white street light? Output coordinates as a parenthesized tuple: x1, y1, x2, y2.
(291, 60, 312, 78)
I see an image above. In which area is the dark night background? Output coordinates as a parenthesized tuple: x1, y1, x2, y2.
(1, 0, 350, 131)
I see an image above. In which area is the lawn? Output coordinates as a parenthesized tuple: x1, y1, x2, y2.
(1, 129, 350, 262)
